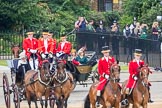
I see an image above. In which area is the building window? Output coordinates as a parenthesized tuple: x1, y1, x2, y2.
(98, 0, 113, 12)
(105, 0, 113, 11)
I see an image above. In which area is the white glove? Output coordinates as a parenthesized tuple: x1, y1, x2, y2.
(134, 76, 138, 80)
(41, 53, 46, 59)
(105, 74, 109, 80)
(56, 52, 64, 58)
(49, 53, 53, 58)
(30, 49, 37, 53)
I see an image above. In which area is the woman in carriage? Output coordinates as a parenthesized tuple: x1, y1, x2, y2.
(75, 50, 88, 65)
(16, 51, 31, 86)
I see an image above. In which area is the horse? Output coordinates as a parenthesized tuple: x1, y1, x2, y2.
(11, 44, 20, 58)
(84, 63, 121, 108)
(24, 60, 52, 108)
(52, 61, 75, 108)
(121, 65, 150, 108)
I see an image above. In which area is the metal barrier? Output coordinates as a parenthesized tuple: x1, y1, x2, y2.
(76, 32, 161, 67)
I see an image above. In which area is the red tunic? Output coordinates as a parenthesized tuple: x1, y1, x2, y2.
(23, 37, 38, 59)
(38, 38, 54, 54)
(49, 38, 57, 54)
(57, 41, 72, 55)
(126, 59, 144, 88)
(97, 56, 115, 90)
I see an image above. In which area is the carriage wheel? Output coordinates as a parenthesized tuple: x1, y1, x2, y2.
(49, 90, 55, 108)
(3, 73, 11, 108)
(13, 85, 20, 108)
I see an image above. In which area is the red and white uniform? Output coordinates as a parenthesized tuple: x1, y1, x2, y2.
(51, 38, 57, 54)
(57, 41, 72, 55)
(126, 59, 144, 88)
(97, 56, 115, 90)
(23, 37, 38, 59)
(38, 38, 54, 54)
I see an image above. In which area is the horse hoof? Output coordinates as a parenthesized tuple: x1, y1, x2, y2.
(148, 99, 154, 103)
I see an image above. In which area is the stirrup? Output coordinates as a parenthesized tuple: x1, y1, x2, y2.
(121, 99, 129, 106)
(95, 101, 100, 108)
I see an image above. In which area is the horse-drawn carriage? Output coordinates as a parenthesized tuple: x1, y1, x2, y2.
(66, 51, 98, 86)
(3, 58, 56, 108)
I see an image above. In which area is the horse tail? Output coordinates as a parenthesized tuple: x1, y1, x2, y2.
(84, 94, 90, 108)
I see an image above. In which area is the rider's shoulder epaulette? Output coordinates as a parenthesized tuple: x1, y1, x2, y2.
(101, 57, 105, 61)
(108, 56, 112, 59)
(140, 60, 143, 62)
(132, 59, 136, 62)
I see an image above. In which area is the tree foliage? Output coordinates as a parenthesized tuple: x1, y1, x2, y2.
(122, 0, 162, 26)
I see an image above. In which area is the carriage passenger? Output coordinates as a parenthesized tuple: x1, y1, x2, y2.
(95, 46, 116, 107)
(17, 51, 31, 85)
(23, 30, 40, 70)
(69, 49, 80, 66)
(121, 49, 153, 106)
(56, 34, 72, 60)
(38, 29, 54, 62)
(75, 50, 88, 65)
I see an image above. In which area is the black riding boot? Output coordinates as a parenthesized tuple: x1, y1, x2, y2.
(95, 90, 101, 107)
(95, 96, 100, 107)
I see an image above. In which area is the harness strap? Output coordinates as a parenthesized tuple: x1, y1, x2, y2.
(38, 70, 51, 86)
(54, 72, 68, 84)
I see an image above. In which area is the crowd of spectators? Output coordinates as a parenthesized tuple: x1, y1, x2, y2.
(74, 16, 162, 41)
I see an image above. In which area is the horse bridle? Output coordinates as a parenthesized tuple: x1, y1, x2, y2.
(139, 68, 149, 87)
(110, 64, 120, 83)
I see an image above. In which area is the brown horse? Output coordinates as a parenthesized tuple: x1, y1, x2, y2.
(11, 44, 20, 58)
(121, 65, 150, 108)
(24, 60, 52, 108)
(52, 62, 75, 108)
(84, 63, 121, 108)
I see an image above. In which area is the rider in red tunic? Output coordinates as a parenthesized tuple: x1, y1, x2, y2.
(38, 30, 54, 62)
(121, 49, 153, 106)
(23, 30, 40, 70)
(56, 34, 72, 61)
(48, 31, 57, 55)
(96, 46, 116, 107)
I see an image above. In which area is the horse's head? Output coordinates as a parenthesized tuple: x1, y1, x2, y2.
(11, 44, 20, 58)
(56, 62, 66, 82)
(110, 63, 121, 82)
(138, 65, 150, 86)
(39, 60, 51, 81)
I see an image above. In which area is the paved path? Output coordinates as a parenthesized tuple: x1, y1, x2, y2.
(0, 63, 162, 108)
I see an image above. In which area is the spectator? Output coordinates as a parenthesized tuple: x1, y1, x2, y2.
(123, 24, 131, 38)
(134, 22, 141, 37)
(75, 16, 87, 31)
(86, 20, 96, 32)
(96, 21, 107, 33)
(111, 20, 119, 33)
(152, 22, 159, 40)
(129, 21, 136, 36)
(140, 24, 148, 39)
(76, 50, 88, 65)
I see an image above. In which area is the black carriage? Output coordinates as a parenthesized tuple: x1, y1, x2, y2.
(3, 58, 55, 108)
(66, 51, 98, 86)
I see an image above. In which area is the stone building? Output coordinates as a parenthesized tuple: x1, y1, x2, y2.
(91, 0, 122, 12)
